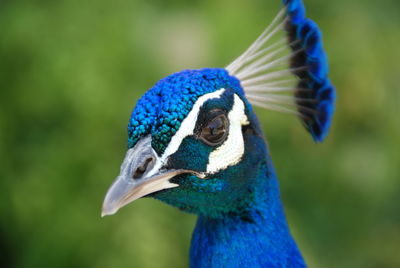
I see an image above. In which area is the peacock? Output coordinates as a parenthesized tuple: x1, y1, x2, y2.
(102, 0, 335, 267)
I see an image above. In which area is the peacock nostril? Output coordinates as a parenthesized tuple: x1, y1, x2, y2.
(132, 157, 155, 180)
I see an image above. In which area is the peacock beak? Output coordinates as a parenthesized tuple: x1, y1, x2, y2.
(101, 136, 203, 217)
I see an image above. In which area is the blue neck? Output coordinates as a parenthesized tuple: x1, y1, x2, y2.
(189, 174, 306, 267)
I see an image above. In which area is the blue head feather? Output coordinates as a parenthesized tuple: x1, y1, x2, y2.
(128, 68, 243, 153)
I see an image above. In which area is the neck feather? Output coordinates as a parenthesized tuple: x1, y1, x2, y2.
(189, 172, 306, 267)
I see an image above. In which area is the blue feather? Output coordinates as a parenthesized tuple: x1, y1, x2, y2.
(283, 0, 336, 142)
(127, 68, 242, 153)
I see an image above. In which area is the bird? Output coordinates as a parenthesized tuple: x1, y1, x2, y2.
(101, 0, 335, 267)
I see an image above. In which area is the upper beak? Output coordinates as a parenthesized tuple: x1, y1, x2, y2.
(101, 136, 203, 217)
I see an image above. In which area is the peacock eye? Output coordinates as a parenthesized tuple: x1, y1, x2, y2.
(200, 112, 229, 146)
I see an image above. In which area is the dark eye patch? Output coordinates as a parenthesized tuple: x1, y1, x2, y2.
(165, 136, 213, 172)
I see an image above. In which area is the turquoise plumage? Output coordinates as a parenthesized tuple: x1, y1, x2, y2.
(102, 0, 335, 266)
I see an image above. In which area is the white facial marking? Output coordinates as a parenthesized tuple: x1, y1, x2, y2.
(206, 94, 249, 174)
(146, 88, 226, 177)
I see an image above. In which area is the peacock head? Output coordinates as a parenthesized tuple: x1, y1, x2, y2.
(102, 68, 270, 218)
(102, 0, 335, 219)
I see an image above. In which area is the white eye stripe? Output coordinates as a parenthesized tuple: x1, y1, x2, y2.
(161, 88, 226, 160)
(147, 89, 226, 175)
(206, 94, 249, 174)
(147, 89, 248, 177)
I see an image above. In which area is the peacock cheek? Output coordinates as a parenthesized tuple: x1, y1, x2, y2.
(166, 136, 213, 172)
(182, 175, 225, 193)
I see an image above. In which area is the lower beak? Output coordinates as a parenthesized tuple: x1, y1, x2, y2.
(101, 169, 197, 217)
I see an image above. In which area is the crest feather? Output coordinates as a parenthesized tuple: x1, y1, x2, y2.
(226, 0, 335, 142)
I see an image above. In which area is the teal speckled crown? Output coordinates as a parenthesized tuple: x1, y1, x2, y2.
(128, 68, 243, 154)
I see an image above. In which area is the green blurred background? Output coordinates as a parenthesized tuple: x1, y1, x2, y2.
(1, 0, 399, 267)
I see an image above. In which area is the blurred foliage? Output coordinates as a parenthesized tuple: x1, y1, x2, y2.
(1, 0, 399, 267)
